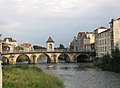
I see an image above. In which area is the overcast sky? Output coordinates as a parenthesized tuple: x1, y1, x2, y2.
(0, 0, 120, 47)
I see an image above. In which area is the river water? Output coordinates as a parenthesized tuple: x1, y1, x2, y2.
(34, 63, 120, 88)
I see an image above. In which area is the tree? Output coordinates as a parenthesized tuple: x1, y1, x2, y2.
(59, 44, 65, 49)
(111, 47, 120, 72)
(33, 45, 46, 50)
(15, 46, 24, 50)
(70, 45, 74, 51)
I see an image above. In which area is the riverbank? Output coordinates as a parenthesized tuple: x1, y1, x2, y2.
(93, 47, 120, 73)
(2, 65, 64, 88)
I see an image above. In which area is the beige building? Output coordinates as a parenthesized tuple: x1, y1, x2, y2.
(0, 38, 18, 52)
(94, 18, 120, 57)
(94, 27, 113, 57)
(20, 43, 32, 51)
(110, 18, 120, 49)
(94, 27, 109, 57)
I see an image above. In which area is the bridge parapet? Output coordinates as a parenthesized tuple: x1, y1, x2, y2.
(1, 50, 95, 54)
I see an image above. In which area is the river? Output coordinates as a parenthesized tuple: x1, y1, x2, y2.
(34, 62, 120, 88)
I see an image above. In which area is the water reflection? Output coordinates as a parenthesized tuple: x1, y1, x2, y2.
(47, 65, 57, 70)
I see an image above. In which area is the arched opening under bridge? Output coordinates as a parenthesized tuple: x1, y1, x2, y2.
(16, 54, 30, 64)
(37, 53, 51, 63)
(1, 56, 9, 65)
(77, 54, 89, 62)
(58, 53, 71, 63)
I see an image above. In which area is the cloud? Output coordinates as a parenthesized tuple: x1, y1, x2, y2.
(0, 0, 120, 46)
(0, 0, 119, 17)
(0, 18, 20, 34)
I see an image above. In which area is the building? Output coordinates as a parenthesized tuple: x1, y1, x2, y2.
(94, 27, 113, 57)
(70, 37, 78, 51)
(20, 43, 32, 51)
(46, 37, 54, 52)
(94, 18, 120, 57)
(110, 18, 120, 49)
(0, 38, 18, 52)
(94, 27, 109, 57)
(70, 32, 95, 51)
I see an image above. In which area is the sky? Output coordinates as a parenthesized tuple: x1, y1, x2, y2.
(0, 0, 120, 47)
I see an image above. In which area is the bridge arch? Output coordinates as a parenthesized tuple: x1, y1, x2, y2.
(16, 54, 30, 64)
(1, 56, 9, 65)
(77, 54, 89, 62)
(37, 53, 51, 63)
(58, 53, 71, 63)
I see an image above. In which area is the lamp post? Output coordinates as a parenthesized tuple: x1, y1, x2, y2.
(0, 52, 2, 88)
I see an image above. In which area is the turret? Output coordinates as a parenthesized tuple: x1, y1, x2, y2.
(46, 37, 54, 52)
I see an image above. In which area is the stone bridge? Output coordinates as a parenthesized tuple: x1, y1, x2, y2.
(1, 50, 95, 65)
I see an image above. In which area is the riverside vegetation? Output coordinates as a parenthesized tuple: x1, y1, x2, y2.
(3, 65, 64, 88)
(94, 47, 120, 73)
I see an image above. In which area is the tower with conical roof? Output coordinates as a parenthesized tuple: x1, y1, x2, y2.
(46, 37, 54, 52)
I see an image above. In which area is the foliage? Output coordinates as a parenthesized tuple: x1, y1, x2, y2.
(33, 45, 46, 50)
(15, 46, 24, 50)
(59, 44, 65, 49)
(16, 55, 29, 62)
(94, 47, 120, 73)
(17, 57, 28, 62)
(69, 45, 74, 51)
(3, 65, 64, 88)
(110, 47, 120, 72)
(94, 53, 112, 70)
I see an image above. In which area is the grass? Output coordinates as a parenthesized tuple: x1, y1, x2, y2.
(2, 65, 64, 88)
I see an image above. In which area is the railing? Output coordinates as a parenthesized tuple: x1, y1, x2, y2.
(1, 49, 95, 54)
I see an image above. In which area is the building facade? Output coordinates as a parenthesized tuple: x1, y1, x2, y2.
(110, 18, 120, 49)
(0, 38, 18, 52)
(94, 27, 113, 57)
(94, 18, 120, 57)
(20, 43, 32, 51)
(70, 32, 95, 51)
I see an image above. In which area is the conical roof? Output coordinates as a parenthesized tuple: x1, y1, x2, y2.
(46, 37, 54, 43)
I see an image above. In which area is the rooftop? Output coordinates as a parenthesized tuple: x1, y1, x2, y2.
(46, 37, 54, 43)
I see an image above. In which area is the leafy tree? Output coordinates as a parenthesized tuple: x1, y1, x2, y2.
(70, 45, 74, 51)
(15, 46, 24, 50)
(94, 53, 111, 70)
(59, 44, 65, 49)
(94, 47, 120, 73)
(111, 47, 120, 72)
(111, 47, 120, 64)
(33, 45, 46, 50)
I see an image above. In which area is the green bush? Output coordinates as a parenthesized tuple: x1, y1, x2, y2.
(94, 47, 120, 73)
(94, 53, 111, 70)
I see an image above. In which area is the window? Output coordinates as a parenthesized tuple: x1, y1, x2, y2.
(105, 46, 106, 52)
(49, 44, 52, 50)
(105, 39, 106, 45)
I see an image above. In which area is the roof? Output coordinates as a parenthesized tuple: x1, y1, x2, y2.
(3, 38, 17, 42)
(98, 28, 112, 34)
(98, 26, 107, 29)
(21, 43, 31, 48)
(94, 26, 107, 32)
(46, 37, 54, 43)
